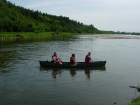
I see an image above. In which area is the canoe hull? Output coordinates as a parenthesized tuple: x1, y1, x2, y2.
(39, 61, 106, 68)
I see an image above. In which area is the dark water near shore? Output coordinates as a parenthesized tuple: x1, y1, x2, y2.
(0, 35, 140, 105)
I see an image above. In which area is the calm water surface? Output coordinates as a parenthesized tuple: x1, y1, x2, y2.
(0, 35, 140, 105)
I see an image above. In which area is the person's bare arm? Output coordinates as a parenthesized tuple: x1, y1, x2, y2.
(89, 56, 93, 62)
(72, 57, 77, 64)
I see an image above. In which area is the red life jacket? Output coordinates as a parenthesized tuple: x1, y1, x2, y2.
(70, 56, 75, 64)
(55, 56, 60, 62)
(52, 55, 59, 62)
(85, 55, 90, 63)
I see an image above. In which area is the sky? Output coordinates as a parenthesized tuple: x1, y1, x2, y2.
(8, 0, 140, 32)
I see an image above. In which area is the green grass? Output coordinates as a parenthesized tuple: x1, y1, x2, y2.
(128, 97, 140, 105)
(0, 32, 79, 42)
(0, 32, 53, 37)
(0, 32, 78, 37)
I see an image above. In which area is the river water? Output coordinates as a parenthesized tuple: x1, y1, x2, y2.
(0, 35, 140, 105)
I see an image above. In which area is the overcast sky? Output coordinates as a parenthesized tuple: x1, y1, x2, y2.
(8, 0, 140, 32)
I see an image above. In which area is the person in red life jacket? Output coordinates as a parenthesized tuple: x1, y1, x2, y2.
(52, 52, 62, 64)
(70, 54, 78, 65)
(85, 52, 93, 63)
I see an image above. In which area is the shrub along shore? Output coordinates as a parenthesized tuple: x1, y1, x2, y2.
(1, 32, 140, 41)
(0, 32, 80, 40)
(128, 96, 140, 105)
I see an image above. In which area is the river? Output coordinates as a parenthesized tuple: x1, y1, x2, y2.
(0, 35, 140, 105)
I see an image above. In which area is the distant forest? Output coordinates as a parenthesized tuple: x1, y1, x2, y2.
(0, 0, 99, 34)
(0, 0, 139, 35)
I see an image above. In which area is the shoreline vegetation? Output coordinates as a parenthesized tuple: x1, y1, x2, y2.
(0, 32, 79, 40)
(128, 86, 140, 105)
(0, 32, 140, 41)
(128, 96, 140, 105)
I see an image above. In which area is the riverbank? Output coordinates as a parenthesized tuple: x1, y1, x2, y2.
(0, 32, 79, 40)
(1, 32, 140, 40)
(93, 34, 140, 39)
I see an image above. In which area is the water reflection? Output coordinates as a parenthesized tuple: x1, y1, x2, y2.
(0, 47, 23, 74)
(0, 35, 76, 46)
(52, 68, 63, 78)
(84, 69, 90, 79)
(70, 69, 76, 77)
(0, 50, 19, 69)
(70, 67, 106, 79)
(40, 67, 106, 79)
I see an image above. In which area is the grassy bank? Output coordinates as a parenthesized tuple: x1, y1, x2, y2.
(0, 32, 80, 40)
(128, 97, 140, 105)
(0, 32, 79, 37)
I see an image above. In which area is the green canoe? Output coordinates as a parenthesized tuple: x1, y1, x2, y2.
(39, 61, 106, 68)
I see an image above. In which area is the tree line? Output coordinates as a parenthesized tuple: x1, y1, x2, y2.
(0, 0, 101, 34)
